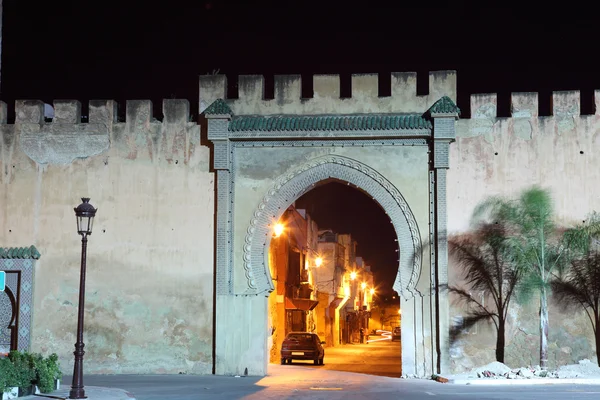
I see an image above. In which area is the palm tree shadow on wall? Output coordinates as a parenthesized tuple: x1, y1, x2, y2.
(442, 222, 523, 364)
(551, 241, 600, 367)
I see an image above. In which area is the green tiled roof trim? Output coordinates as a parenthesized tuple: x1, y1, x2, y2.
(0, 246, 41, 259)
(428, 96, 460, 115)
(229, 114, 432, 132)
(203, 99, 232, 115)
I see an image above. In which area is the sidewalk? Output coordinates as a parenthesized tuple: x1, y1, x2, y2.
(19, 386, 135, 400)
(442, 375, 600, 386)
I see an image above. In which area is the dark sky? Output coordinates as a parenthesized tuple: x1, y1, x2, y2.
(295, 182, 397, 294)
(2, 0, 597, 294)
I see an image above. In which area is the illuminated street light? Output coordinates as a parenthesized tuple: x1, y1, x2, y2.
(315, 257, 323, 267)
(370, 288, 375, 295)
(350, 271, 357, 280)
(361, 282, 367, 290)
(273, 223, 284, 238)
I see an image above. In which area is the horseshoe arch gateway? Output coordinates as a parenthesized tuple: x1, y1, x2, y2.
(201, 72, 459, 378)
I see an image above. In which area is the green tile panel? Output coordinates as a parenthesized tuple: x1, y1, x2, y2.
(428, 96, 460, 115)
(203, 99, 233, 115)
(0, 246, 41, 259)
(229, 114, 432, 132)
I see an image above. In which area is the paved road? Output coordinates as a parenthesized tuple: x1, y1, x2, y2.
(58, 340, 600, 399)
(61, 367, 600, 400)
(283, 336, 402, 377)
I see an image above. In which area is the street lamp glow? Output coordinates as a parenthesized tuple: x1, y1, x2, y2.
(273, 223, 284, 238)
(361, 282, 367, 290)
(370, 288, 375, 295)
(350, 271, 357, 280)
(315, 257, 323, 267)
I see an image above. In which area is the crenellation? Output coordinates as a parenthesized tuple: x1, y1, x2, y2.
(594, 91, 600, 115)
(199, 75, 227, 114)
(511, 92, 538, 118)
(470, 93, 497, 119)
(238, 75, 265, 102)
(552, 90, 580, 116)
(89, 100, 118, 125)
(6, 99, 194, 128)
(313, 74, 340, 98)
(0, 101, 6, 124)
(428, 71, 457, 102)
(199, 71, 458, 115)
(15, 100, 44, 124)
(126, 100, 153, 127)
(53, 100, 81, 124)
(274, 75, 302, 103)
(351, 74, 378, 98)
(163, 99, 190, 124)
(391, 72, 417, 98)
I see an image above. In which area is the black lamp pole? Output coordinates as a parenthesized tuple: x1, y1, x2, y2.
(70, 198, 97, 400)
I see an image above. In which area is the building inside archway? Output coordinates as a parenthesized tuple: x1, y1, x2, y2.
(266, 181, 402, 376)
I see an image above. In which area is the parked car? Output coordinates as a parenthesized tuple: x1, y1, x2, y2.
(392, 326, 401, 342)
(280, 332, 325, 365)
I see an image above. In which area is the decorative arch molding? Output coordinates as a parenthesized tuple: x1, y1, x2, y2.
(241, 155, 422, 298)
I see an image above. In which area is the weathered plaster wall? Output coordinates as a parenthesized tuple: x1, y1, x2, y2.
(0, 99, 214, 374)
(448, 91, 600, 372)
(199, 72, 457, 115)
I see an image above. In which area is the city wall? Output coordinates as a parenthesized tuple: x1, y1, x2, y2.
(449, 90, 600, 371)
(0, 70, 598, 374)
(0, 99, 214, 374)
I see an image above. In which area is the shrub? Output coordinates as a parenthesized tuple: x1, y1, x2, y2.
(7, 351, 36, 389)
(0, 357, 17, 393)
(0, 351, 62, 394)
(33, 353, 62, 393)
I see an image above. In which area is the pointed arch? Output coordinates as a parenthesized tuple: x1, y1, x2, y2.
(241, 155, 422, 297)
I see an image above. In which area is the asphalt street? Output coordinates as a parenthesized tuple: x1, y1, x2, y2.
(58, 368, 600, 400)
(55, 340, 600, 399)
(285, 335, 402, 377)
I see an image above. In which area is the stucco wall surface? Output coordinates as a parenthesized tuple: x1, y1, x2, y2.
(0, 99, 215, 374)
(447, 91, 600, 372)
(199, 71, 457, 116)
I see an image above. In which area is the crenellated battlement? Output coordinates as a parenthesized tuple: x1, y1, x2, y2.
(458, 89, 599, 141)
(0, 99, 204, 168)
(4, 99, 194, 126)
(467, 90, 594, 120)
(199, 71, 457, 116)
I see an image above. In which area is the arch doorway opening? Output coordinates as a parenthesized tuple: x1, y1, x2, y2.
(266, 179, 402, 377)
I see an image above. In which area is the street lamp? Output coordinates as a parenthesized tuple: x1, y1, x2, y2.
(70, 198, 97, 399)
(314, 257, 323, 267)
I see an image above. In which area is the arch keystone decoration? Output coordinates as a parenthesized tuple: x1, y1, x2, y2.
(241, 155, 422, 297)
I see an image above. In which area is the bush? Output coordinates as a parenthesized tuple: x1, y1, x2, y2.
(0, 357, 17, 393)
(7, 351, 36, 389)
(32, 353, 62, 393)
(0, 351, 62, 394)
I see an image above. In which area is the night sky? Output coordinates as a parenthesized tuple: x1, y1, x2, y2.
(2, 0, 597, 294)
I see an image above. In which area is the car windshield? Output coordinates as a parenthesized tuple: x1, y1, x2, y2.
(287, 334, 315, 342)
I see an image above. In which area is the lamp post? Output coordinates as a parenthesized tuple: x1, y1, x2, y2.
(70, 198, 97, 399)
